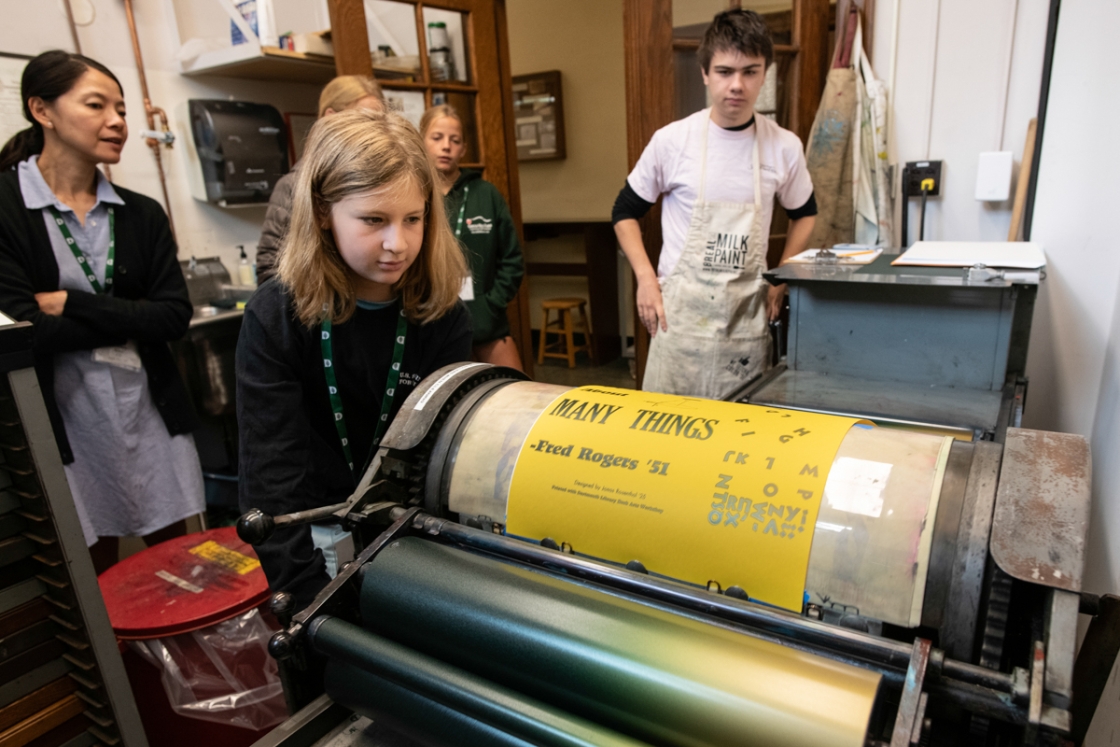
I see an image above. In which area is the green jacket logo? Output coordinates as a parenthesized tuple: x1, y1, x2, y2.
(465, 216, 493, 235)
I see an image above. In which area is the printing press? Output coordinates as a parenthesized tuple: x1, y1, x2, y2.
(244, 255, 1119, 747)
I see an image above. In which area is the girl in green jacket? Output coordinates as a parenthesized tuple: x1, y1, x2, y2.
(421, 105, 525, 371)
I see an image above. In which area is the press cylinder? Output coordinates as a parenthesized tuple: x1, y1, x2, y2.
(355, 537, 882, 747)
(438, 381, 956, 628)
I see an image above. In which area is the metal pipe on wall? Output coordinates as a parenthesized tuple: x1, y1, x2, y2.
(62, 0, 82, 57)
(121, 0, 177, 241)
(63, 0, 114, 183)
(1022, 0, 1060, 241)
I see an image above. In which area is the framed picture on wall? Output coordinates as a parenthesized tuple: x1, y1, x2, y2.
(512, 70, 565, 162)
(284, 112, 316, 165)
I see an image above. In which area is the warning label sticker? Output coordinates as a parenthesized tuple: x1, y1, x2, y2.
(189, 540, 261, 575)
(505, 386, 863, 611)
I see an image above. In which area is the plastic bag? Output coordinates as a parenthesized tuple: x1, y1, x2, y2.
(130, 608, 288, 731)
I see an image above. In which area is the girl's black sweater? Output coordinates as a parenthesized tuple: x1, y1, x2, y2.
(236, 279, 472, 605)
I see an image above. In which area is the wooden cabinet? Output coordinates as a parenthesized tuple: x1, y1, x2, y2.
(329, 0, 534, 375)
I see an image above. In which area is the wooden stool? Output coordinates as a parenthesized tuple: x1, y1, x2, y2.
(538, 298, 595, 368)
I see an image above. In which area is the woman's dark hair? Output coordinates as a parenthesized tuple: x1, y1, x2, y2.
(698, 9, 774, 72)
(0, 50, 123, 171)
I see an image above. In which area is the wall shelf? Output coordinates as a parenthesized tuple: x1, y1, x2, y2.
(180, 44, 338, 85)
(179, 45, 483, 93)
(378, 79, 479, 93)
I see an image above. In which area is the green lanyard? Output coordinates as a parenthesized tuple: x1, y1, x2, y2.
(452, 184, 470, 238)
(320, 308, 408, 481)
(48, 206, 115, 294)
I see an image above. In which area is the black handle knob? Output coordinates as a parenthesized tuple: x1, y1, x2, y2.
(270, 591, 296, 627)
(237, 508, 276, 544)
(725, 585, 749, 601)
(269, 630, 296, 660)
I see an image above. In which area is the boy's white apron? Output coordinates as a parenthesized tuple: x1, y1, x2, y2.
(643, 111, 771, 399)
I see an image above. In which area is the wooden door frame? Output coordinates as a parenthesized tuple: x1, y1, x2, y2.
(326, 0, 534, 376)
(493, 0, 535, 376)
(622, 0, 831, 387)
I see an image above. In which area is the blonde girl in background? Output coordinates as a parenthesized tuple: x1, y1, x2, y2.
(256, 75, 384, 283)
(421, 104, 525, 370)
(236, 110, 472, 605)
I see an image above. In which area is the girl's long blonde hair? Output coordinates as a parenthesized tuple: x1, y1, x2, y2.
(277, 109, 466, 327)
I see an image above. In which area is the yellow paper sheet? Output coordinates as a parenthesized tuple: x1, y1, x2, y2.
(505, 386, 863, 611)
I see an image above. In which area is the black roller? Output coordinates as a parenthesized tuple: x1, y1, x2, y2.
(356, 538, 880, 747)
(325, 659, 537, 747)
(311, 616, 646, 747)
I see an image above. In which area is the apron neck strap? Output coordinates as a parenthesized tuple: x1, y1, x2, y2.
(698, 110, 764, 209)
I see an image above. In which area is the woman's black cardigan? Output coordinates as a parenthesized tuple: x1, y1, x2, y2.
(0, 169, 198, 464)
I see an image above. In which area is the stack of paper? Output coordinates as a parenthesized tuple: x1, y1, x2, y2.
(892, 241, 1045, 269)
(787, 247, 883, 264)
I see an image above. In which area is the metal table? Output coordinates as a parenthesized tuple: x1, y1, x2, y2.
(741, 253, 1040, 440)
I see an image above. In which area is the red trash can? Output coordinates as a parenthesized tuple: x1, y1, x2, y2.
(99, 526, 287, 747)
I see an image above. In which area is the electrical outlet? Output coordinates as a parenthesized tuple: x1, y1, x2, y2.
(903, 160, 943, 197)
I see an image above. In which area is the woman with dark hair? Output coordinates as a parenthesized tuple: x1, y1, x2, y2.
(0, 50, 204, 573)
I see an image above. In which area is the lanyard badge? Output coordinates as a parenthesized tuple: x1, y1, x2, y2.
(452, 185, 475, 300)
(321, 308, 408, 482)
(453, 184, 471, 238)
(49, 206, 115, 295)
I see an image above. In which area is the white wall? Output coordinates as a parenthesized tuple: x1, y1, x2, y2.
(0, 0, 324, 272)
(1020, 3, 1120, 740)
(881, 1, 1120, 739)
(872, 0, 1048, 245)
(507, 0, 627, 223)
(507, 0, 630, 338)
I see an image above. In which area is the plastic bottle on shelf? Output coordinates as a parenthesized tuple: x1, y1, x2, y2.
(237, 245, 256, 287)
(427, 22, 456, 82)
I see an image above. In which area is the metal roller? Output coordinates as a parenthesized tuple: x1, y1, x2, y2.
(313, 617, 648, 747)
(243, 362, 1105, 747)
(350, 537, 882, 747)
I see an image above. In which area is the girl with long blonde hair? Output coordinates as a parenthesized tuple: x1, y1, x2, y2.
(236, 109, 471, 604)
(256, 75, 384, 284)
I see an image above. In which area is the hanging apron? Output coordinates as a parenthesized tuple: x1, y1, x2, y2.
(806, 65, 858, 250)
(643, 111, 770, 399)
(857, 18, 894, 247)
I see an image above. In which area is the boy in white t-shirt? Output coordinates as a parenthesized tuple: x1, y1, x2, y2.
(613, 9, 817, 398)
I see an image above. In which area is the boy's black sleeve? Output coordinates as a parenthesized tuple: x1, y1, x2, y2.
(784, 192, 818, 220)
(236, 290, 330, 607)
(611, 181, 655, 224)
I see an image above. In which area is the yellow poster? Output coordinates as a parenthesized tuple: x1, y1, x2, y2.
(505, 386, 863, 611)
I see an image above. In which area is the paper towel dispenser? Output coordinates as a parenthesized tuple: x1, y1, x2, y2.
(182, 99, 289, 207)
